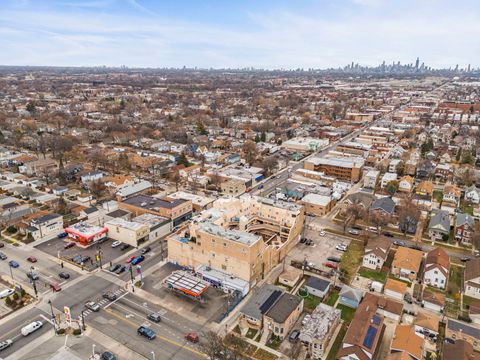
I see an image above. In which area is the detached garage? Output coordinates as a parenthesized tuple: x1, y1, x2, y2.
(384, 278, 407, 302)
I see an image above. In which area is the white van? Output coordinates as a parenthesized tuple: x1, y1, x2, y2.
(21, 321, 43, 336)
(0, 289, 14, 299)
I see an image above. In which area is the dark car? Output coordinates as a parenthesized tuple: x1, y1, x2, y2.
(461, 256, 471, 262)
(27, 256, 37, 263)
(101, 352, 117, 360)
(131, 255, 145, 265)
(137, 326, 156, 340)
(327, 256, 341, 263)
(8, 260, 19, 268)
(258, 184, 264, 189)
(288, 329, 300, 342)
(103, 291, 117, 301)
(0, 242, 4, 248)
(300, 238, 306, 244)
(81, 256, 91, 264)
(64, 242, 75, 249)
(147, 313, 161, 323)
(409, 244, 422, 251)
(382, 232, 394, 238)
(27, 271, 39, 281)
(120, 244, 130, 251)
(71, 255, 82, 263)
(115, 265, 127, 274)
(109, 264, 121, 273)
(59, 272, 70, 279)
(0, 252, 7, 260)
(57, 232, 68, 238)
(141, 246, 151, 255)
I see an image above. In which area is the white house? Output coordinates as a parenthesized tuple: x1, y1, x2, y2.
(465, 185, 480, 204)
(81, 171, 104, 184)
(363, 170, 380, 189)
(29, 213, 64, 240)
(465, 259, 480, 300)
(381, 172, 398, 188)
(389, 159, 401, 173)
(423, 248, 449, 290)
(363, 237, 391, 270)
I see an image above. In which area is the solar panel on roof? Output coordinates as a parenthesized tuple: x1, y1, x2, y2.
(260, 290, 281, 314)
(372, 315, 381, 325)
(363, 326, 378, 349)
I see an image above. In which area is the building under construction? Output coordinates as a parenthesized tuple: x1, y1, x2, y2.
(163, 271, 209, 302)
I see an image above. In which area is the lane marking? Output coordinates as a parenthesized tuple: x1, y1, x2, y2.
(103, 291, 128, 309)
(104, 308, 207, 358)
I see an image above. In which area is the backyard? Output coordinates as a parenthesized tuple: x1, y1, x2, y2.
(447, 265, 463, 298)
(336, 304, 356, 323)
(326, 323, 348, 360)
(324, 289, 340, 306)
(358, 267, 387, 283)
(340, 242, 364, 284)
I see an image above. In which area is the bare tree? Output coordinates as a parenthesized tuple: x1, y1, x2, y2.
(199, 332, 247, 360)
(398, 195, 421, 239)
(368, 211, 391, 235)
(260, 156, 278, 177)
(169, 170, 181, 191)
(89, 180, 107, 199)
(242, 140, 257, 165)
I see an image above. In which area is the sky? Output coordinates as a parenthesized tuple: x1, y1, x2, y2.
(0, 0, 478, 69)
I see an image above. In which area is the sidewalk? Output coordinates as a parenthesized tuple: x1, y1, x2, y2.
(243, 336, 286, 359)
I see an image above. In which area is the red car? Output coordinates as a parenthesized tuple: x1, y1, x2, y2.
(127, 256, 136, 263)
(27, 256, 37, 263)
(185, 332, 199, 343)
(323, 262, 337, 269)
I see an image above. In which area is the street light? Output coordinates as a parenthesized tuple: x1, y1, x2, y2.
(30, 266, 38, 298)
(92, 344, 96, 357)
(47, 300, 58, 335)
(81, 310, 86, 331)
(129, 265, 135, 292)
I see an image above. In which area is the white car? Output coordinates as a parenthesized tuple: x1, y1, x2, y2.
(21, 321, 43, 336)
(111, 241, 122, 248)
(0, 288, 14, 299)
(0, 339, 13, 351)
(348, 229, 360, 235)
(336, 244, 347, 252)
(319, 231, 326, 237)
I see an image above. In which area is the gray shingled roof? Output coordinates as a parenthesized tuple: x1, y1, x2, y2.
(265, 293, 302, 323)
(240, 284, 283, 321)
(304, 276, 331, 292)
(370, 197, 396, 214)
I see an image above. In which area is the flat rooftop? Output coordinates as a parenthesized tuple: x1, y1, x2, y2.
(308, 156, 365, 168)
(198, 221, 259, 246)
(123, 194, 187, 210)
(66, 222, 107, 236)
(105, 218, 147, 231)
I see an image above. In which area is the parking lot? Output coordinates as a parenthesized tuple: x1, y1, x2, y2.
(141, 262, 241, 324)
(288, 229, 351, 272)
(35, 237, 133, 271)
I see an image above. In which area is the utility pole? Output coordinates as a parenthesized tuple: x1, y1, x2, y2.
(81, 310, 86, 331)
(48, 300, 58, 335)
(30, 266, 38, 298)
(129, 265, 135, 292)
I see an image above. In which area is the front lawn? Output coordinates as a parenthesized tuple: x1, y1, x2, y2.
(358, 267, 387, 283)
(266, 335, 282, 350)
(340, 242, 364, 284)
(324, 289, 340, 306)
(246, 328, 258, 339)
(336, 304, 356, 323)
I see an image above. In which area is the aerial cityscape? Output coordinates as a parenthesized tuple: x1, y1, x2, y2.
(0, 1, 479, 360)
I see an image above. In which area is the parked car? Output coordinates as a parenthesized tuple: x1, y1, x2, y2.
(184, 332, 199, 343)
(305, 239, 313, 246)
(103, 291, 117, 301)
(335, 244, 347, 251)
(131, 255, 145, 265)
(299, 238, 306, 244)
(0, 339, 13, 351)
(348, 229, 360, 235)
(327, 256, 341, 263)
(85, 301, 100, 312)
(141, 246, 152, 255)
(393, 240, 406, 247)
(115, 265, 127, 274)
(59, 272, 70, 279)
(0, 252, 7, 260)
(101, 352, 117, 360)
(27, 271, 39, 281)
(21, 321, 43, 336)
(27, 256, 37, 263)
(80, 256, 91, 264)
(57, 232, 68, 238)
(324, 262, 338, 269)
(50, 283, 62, 292)
(258, 184, 264, 189)
(64, 242, 75, 249)
(71, 255, 82, 263)
(461, 256, 471, 262)
(319, 230, 326, 237)
(0, 242, 4, 248)
(8, 260, 19, 268)
(409, 244, 422, 251)
(127, 256, 136, 263)
(351, 225, 362, 231)
(120, 244, 130, 251)
(382, 232, 394, 238)
(137, 326, 156, 340)
(147, 313, 161, 323)
(111, 241, 121, 248)
(288, 330, 300, 342)
(109, 264, 121, 273)
(0, 288, 14, 299)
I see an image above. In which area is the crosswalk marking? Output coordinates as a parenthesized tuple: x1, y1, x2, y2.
(76, 288, 128, 320)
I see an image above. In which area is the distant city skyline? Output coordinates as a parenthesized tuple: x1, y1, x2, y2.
(0, 0, 478, 69)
